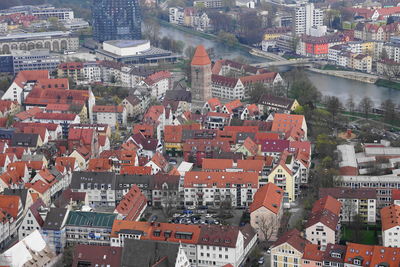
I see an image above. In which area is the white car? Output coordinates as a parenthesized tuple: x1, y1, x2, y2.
(205, 214, 212, 218)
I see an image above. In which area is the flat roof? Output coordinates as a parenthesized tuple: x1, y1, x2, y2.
(104, 40, 149, 48)
(0, 31, 72, 41)
(337, 144, 357, 168)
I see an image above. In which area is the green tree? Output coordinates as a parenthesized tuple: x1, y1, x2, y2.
(217, 31, 239, 47)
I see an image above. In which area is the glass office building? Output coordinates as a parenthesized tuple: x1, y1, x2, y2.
(92, 0, 142, 42)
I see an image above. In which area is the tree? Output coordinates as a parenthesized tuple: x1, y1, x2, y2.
(346, 95, 355, 113)
(289, 78, 321, 106)
(352, 213, 364, 243)
(381, 48, 389, 60)
(143, 17, 161, 46)
(381, 62, 400, 81)
(208, 12, 235, 33)
(256, 214, 279, 241)
(342, 199, 357, 225)
(381, 99, 397, 124)
(358, 97, 373, 120)
(249, 82, 269, 103)
(217, 31, 239, 47)
(237, 11, 263, 45)
(325, 96, 342, 122)
(184, 46, 196, 60)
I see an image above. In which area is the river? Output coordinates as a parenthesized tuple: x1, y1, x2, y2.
(159, 24, 400, 105)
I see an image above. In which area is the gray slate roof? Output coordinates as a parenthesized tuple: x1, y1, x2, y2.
(42, 208, 68, 230)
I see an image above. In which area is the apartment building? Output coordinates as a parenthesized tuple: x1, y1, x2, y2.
(380, 204, 400, 248)
(294, 3, 323, 35)
(319, 188, 377, 223)
(65, 211, 117, 246)
(92, 105, 127, 127)
(183, 171, 259, 208)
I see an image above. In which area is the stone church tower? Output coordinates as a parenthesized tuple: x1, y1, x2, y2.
(191, 45, 212, 102)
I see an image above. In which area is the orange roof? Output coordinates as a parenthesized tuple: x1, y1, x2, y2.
(250, 183, 284, 213)
(25, 180, 52, 194)
(37, 169, 55, 183)
(191, 45, 211, 66)
(22, 126, 47, 141)
(223, 99, 242, 113)
(271, 113, 305, 134)
(311, 196, 341, 216)
(55, 157, 76, 172)
(144, 105, 164, 122)
(164, 125, 183, 143)
(381, 205, 400, 231)
(344, 243, 400, 266)
(115, 185, 147, 221)
(184, 171, 258, 188)
(237, 159, 264, 172)
(242, 137, 259, 155)
(120, 166, 151, 175)
(0, 195, 20, 218)
(169, 167, 180, 176)
(150, 152, 168, 170)
(303, 244, 324, 262)
(87, 158, 113, 172)
(207, 98, 221, 111)
(12, 70, 49, 88)
(240, 72, 277, 85)
(143, 71, 171, 86)
(201, 158, 233, 170)
(30, 192, 39, 202)
(15, 107, 42, 121)
(132, 124, 154, 138)
(224, 126, 258, 133)
(255, 132, 280, 141)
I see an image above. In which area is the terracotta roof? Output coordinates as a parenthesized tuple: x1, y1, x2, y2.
(240, 72, 277, 86)
(206, 98, 221, 111)
(0, 100, 16, 114)
(271, 113, 305, 134)
(25, 180, 52, 194)
(143, 105, 164, 123)
(15, 107, 42, 121)
(87, 158, 112, 172)
(311, 196, 341, 216)
(323, 244, 346, 264)
(201, 158, 233, 170)
(37, 169, 55, 183)
(93, 105, 124, 113)
(272, 229, 309, 253)
(143, 71, 171, 86)
(13, 122, 59, 132)
(21, 126, 47, 141)
(344, 243, 400, 266)
(191, 45, 211, 66)
(33, 112, 77, 121)
(254, 132, 279, 141)
(237, 159, 264, 172)
(132, 124, 154, 138)
(392, 189, 400, 201)
(115, 185, 147, 221)
(45, 103, 71, 111)
(305, 209, 340, 231)
(197, 225, 239, 248)
(250, 183, 284, 214)
(0, 195, 20, 218)
(381, 204, 400, 231)
(72, 245, 122, 267)
(68, 128, 94, 145)
(150, 152, 168, 170)
(24, 88, 89, 106)
(223, 99, 243, 114)
(241, 137, 258, 155)
(184, 171, 258, 188)
(120, 165, 150, 175)
(12, 70, 49, 88)
(303, 244, 324, 262)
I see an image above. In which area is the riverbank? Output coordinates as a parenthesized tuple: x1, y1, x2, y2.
(307, 68, 378, 84)
(375, 79, 400, 90)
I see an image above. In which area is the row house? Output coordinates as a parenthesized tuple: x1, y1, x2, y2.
(122, 95, 142, 118)
(114, 174, 153, 203)
(204, 112, 231, 130)
(149, 173, 181, 208)
(211, 75, 245, 100)
(354, 22, 400, 42)
(163, 88, 192, 119)
(319, 187, 377, 223)
(257, 94, 299, 115)
(328, 47, 372, 73)
(164, 124, 201, 157)
(169, 7, 210, 32)
(271, 113, 307, 141)
(18, 198, 46, 240)
(41, 208, 69, 254)
(183, 171, 259, 208)
(110, 220, 257, 267)
(70, 171, 116, 207)
(99, 149, 138, 174)
(0, 195, 23, 249)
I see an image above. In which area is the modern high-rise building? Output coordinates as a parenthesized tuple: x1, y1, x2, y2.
(191, 45, 212, 102)
(92, 0, 141, 42)
(294, 3, 323, 35)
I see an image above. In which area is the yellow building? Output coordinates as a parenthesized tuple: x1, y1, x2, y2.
(263, 27, 291, 41)
(270, 229, 307, 267)
(361, 41, 374, 54)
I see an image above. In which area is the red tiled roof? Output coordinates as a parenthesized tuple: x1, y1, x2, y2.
(250, 183, 284, 214)
(115, 185, 147, 221)
(202, 159, 234, 170)
(240, 72, 277, 85)
(12, 70, 49, 88)
(68, 128, 94, 145)
(143, 71, 171, 86)
(271, 113, 305, 134)
(25, 180, 51, 194)
(272, 229, 310, 253)
(45, 103, 71, 111)
(392, 189, 400, 201)
(223, 99, 243, 113)
(21, 126, 47, 141)
(344, 243, 400, 266)
(0, 195, 20, 218)
(150, 152, 168, 170)
(120, 166, 151, 175)
(55, 157, 76, 172)
(381, 205, 400, 231)
(311, 196, 341, 216)
(24, 88, 89, 106)
(261, 139, 289, 153)
(191, 45, 211, 66)
(242, 137, 258, 155)
(184, 171, 258, 188)
(58, 62, 83, 70)
(303, 244, 324, 262)
(87, 158, 112, 172)
(237, 159, 264, 172)
(206, 98, 221, 111)
(15, 107, 42, 121)
(33, 112, 77, 121)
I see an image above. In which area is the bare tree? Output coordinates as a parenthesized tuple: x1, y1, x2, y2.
(256, 214, 279, 241)
(358, 97, 373, 120)
(346, 95, 355, 113)
(382, 62, 400, 81)
(342, 199, 357, 225)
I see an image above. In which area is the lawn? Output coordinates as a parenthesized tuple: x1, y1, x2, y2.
(341, 226, 379, 245)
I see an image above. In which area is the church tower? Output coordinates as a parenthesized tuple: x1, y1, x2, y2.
(191, 45, 212, 102)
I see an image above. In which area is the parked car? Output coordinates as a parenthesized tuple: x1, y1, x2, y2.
(266, 248, 271, 254)
(258, 257, 265, 265)
(150, 215, 158, 222)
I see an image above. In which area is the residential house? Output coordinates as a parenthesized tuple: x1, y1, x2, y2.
(92, 105, 127, 127)
(122, 95, 142, 118)
(302, 244, 324, 267)
(18, 198, 46, 240)
(271, 113, 307, 141)
(257, 94, 299, 114)
(72, 244, 122, 267)
(145, 152, 169, 175)
(141, 71, 171, 100)
(270, 229, 309, 267)
(250, 183, 284, 241)
(381, 204, 400, 248)
(150, 173, 180, 208)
